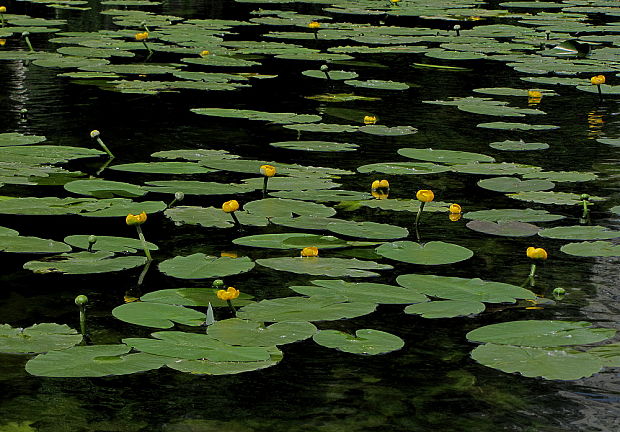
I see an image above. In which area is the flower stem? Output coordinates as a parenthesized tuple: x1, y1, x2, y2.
(226, 299, 236, 316)
(262, 176, 269, 197)
(142, 40, 152, 55)
(135, 225, 152, 261)
(414, 201, 426, 227)
(230, 212, 242, 230)
(597, 84, 602, 102)
(24, 35, 33, 52)
(95, 137, 115, 158)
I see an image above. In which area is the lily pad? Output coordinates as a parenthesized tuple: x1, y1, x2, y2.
(190, 108, 321, 125)
(165, 206, 268, 229)
(208, 319, 317, 346)
(166, 347, 282, 375)
(256, 257, 392, 278)
(0, 236, 72, 253)
(145, 180, 254, 196)
(489, 140, 549, 151)
(397, 274, 537, 303)
(0, 133, 46, 147)
(140, 288, 254, 308)
(466, 320, 615, 347)
(471, 343, 604, 381)
(313, 329, 404, 355)
(477, 177, 555, 193)
(237, 295, 377, 322)
(358, 125, 418, 136)
(64, 235, 158, 253)
(376, 241, 473, 265)
(23, 251, 147, 274)
(269, 140, 358, 152)
(464, 208, 564, 223)
(404, 300, 486, 319)
(538, 225, 620, 240)
(64, 179, 146, 198)
(398, 148, 494, 164)
(0, 323, 82, 354)
(507, 191, 605, 205)
(344, 80, 409, 90)
(560, 241, 620, 257)
(466, 220, 540, 237)
(477, 122, 559, 131)
(233, 233, 362, 250)
(269, 190, 371, 202)
(159, 254, 255, 279)
(357, 162, 450, 175)
(112, 302, 206, 329)
(25, 345, 167, 377)
(109, 162, 215, 174)
(302, 70, 358, 80)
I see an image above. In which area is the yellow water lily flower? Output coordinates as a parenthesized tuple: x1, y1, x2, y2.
(199, 50, 210, 57)
(125, 211, 147, 226)
(449, 203, 462, 214)
(416, 189, 434, 202)
(301, 246, 319, 257)
(449, 213, 462, 222)
(363, 115, 377, 125)
(217, 287, 240, 301)
(222, 200, 239, 213)
(0, 6, 6, 13)
(135, 31, 149, 41)
(371, 179, 389, 189)
(526, 247, 548, 260)
(371, 190, 389, 200)
(260, 164, 276, 177)
(591, 75, 605, 85)
(308, 21, 320, 29)
(527, 90, 542, 98)
(0, 39, 5, 46)
(220, 251, 238, 258)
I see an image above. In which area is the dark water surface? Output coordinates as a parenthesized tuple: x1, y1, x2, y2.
(1, 0, 619, 431)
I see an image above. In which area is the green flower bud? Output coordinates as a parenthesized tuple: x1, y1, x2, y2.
(174, 191, 185, 201)
(580, 194, 590, 200)
(212, 279, 225, 288)
(75, 295, 88, 306)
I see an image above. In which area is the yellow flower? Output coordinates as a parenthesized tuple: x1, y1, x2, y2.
(449, 213, 462, 222)
(308, 21, 320, 29)
(199, 50, 210, 57)
(301, 246, 319, 257)
(0, 39, 5, 46)
(220, 251, 238, 258)
(371, 179, 389, 189)
(390, 0, 400, 3)
(449, 203, 462, 214)
(217, 287, 240, 301)
(126, 211, 147, 226)
(526, 247, 548, 260)
(135, 32, 149, 41)
(416, 189, 434, 203)
(0, 6, 6, 13)
(260, 164, 276, 177)
(591, 75, 605, 85)
(363, 115, 377, 125)
(527, 90, 542, 98)
(371, 190, 389, 200)
(90, 130, 100, 138)
(222, 200, 239, 213)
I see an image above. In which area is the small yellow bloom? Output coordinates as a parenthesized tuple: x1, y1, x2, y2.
(90, 129, 100, 138)
(124, 295, 139, 303)
(217, 287, 240, 301)
(0, 6, 6, 13)
(199, 50, 210, 57)
(363, 115, 377, 125)
(126, 211, 147, 226)
(371, 179, 389, 189)
(371, 190, 389, 200)
(260, 164, 276, 177)
(220, 251, 238, 258)
(390, 0, 400, 3)
(591, 75, 605, 85)
(222, 200, 239, 213)
(416, 189, 434, 203)
(308, 21, 320, 29)
(449, 213, 462, 222)
(527, 90, 542, 98)
(0, 39, 5, 47)
(135, 32, 149, 41)
(526, 247, 548, 260)
(449, 203, 462, 214)
(301, 246, 319, 257)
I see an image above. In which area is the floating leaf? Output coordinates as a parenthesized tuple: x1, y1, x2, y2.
(112, 302, 205, 329)
(489, 140, 549, 151)
(64, 179, 146, 198)
(165, 206, 268, 229)
(376, 241, 473, 265)
(0, 323, 82, 354)
(344, 80, 409, 90)
(507, 191, 605, 205)
(397, 274, 537, 303)
(64, 235, 158, 253)
(256, 257, 392, 278)
(357, 162, 449, 175)
(269, 140, 358, 152)
(166, 347, 282, 375)
(522, 171, 597, 183)
(269, 190, 371, 202)
(302, 70, 358, 80)
(404, 300, 485, 319)
(466, 220, 540, 237)
(159, 254, 255, 279)
(26, 345, 167, 377)
(313, 329, 404, 355)
(398, 148, 494, 164)
(190, 108, 321, 124)
(477, 122, 559, 131)
(477, 177, 554, 193)
(358, 125, 418, 136)
(145, 180, 254, 196)
(0, 236, 72, 253)
(109, 162, 215, 174)
(208, 319, 317, 346)
(23, 251, 146, 274)
(464, 208, 564, 223)
(140, 288, 254, 308)
(0, 133, 46, 147)
(538, 225, 620, 240)
(233, 233, 362, 250)
(560, 241, 620, 257)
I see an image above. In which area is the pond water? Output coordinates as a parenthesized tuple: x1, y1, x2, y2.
(1, 0, 620, 431)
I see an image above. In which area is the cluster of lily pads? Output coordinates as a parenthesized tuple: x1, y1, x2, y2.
(1, 0, 620, 381)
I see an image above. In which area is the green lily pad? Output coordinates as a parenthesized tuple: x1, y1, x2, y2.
(145, 180, 254, 196)
(23, 251, 147, 274)
(463, 208, 564, 223)
(507, 191, 605, 205)
(477, 177, 555, 193)
(473, 87, 556, 97)
(124, 332, 271, 361)
(522, 171, 597, 183)
(577, 84, 620, 95)
(376, 241, 473, 265)
(233, 233, 363, 250)
(0, 226, 18, 236)
(302, 70, 358, 80)
(539, 225, 620, 240)
(269, 140, 358, 152)
(477, 122, 559, 131)
(313, 329, 404, 355)
(489, 140, 549, 151)
(451, 162, 542, 176)
(0, 145, 104, 164)
(325, 220, 408, 240)
(344, 79, 409, 90)
(79, 199, 167, 218)
(237, 295, 377, 323)
(398, 148, 494, 164)
(588, 344, 620, 367)
(166, 347, 282, 375)
(397, 274, 537, 303)
(467, 320, 615, 347)
(290, 279, 428, 305)
(357, 162, 449, 175)
(64, 179, 146, 198)
(0, 236, 72, 253)
(112, 302, 206, 328)
(165, 206, 268, 229)
(256, 257, 392, 278)
(208, 319, 317, 346)
(282, 123, 359, 133)
(0, 133, 46, 147)
(269, 190, 371, 202)
(242, 176, 341, 191)
(358, 125, 418, 136)
(140, 288, 254, 308)
(404, 300, 486, 319)
(466, 220, 540, 237)
(0, 323, 82, 354)
(25, 345, 167, 377)
(471, 343, 604, 381)
(190, 108, 321, 124)
(159, 254, 254, 279)
(560, 241, 620, 257)
(63, 235, 158, 253)
(597, 138, 620, 147)
(245, 198, 336, 218)
(109, 162, 215, 174)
